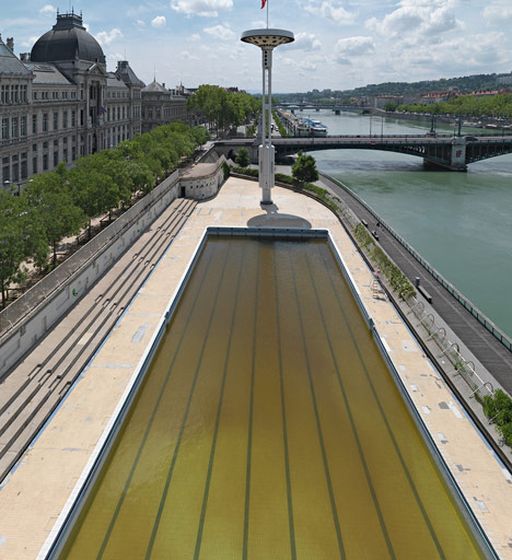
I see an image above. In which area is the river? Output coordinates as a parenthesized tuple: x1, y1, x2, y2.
(297, 109, 512, 338)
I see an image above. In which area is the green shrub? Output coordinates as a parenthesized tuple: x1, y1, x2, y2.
(483, 389, 512, 447)
(222, 162, 230, 180)
(231, 166, 258, 178)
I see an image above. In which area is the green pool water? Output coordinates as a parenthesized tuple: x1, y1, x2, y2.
(59, 236, 487, 559)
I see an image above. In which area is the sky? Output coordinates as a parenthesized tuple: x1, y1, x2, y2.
(1, 0, 511, 93)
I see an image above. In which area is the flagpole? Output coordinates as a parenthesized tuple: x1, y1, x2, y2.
(266, 0, 269, 28)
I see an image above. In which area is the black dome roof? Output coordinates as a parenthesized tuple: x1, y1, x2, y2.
(31, 13, 105, 64)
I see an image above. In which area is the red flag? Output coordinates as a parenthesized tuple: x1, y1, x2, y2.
(261, 0, 266, 8)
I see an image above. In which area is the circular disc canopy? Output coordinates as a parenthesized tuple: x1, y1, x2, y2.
(241, 28, 294, 47)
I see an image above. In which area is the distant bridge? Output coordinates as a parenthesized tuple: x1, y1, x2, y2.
(275, 102, 365, 114)
(215, 134, 512, 171)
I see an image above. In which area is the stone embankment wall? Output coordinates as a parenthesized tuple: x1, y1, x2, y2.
(0, 157, 226, 377)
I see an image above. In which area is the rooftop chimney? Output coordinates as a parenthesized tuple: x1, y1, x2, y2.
(162, 82, 165, 88)
(6, 37, 14, 52)
(20, 53, 31, 62)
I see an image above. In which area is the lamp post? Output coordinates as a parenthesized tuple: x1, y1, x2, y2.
(241, 28, 294, 205)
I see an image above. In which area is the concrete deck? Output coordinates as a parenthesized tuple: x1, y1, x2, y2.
(0, 177, 511, 559)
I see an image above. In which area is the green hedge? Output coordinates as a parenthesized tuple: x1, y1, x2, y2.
(231, 166, 258, 177)
(354, 223, 416, 300)
(483, 389, 512, 447)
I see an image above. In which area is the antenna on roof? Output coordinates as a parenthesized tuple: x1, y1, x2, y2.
(154, 65, 156, 82)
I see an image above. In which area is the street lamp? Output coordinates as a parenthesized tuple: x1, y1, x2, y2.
(241, 28, 294, 205)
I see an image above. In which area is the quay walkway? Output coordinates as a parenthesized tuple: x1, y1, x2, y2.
(320, 174, 512, 395)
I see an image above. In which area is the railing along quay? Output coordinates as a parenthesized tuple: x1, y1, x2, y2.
(320, 173, 512, 394)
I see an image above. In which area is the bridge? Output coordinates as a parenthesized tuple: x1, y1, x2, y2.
(276, 102, 365, 114)
(215, 134, 512, 171)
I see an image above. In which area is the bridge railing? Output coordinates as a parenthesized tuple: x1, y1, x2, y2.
(323, 173, 512, 354)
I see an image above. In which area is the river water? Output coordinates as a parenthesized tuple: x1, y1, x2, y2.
(298, 109, 512, 338)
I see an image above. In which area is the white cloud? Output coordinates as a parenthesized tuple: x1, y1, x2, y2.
(151, 16, 167, 28)
(39, 4, 56, 15)
(181, 50, 199, 60)
(95, 28, 123, 46)
(188, 33, 201, 41)
(20, 35, 40, 48)
(483, 1, 512, 24)
(304, 1, 356, 24)
(366, 0, 459, 40)
(136, 19, 146, 28)
(170, 0, 233, 17)
(203, 24, 235, 40)
(287, 32, 322, 51)
(335, 35, 374, 64)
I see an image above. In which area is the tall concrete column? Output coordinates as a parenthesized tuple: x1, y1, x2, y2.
(241, 29, 294, 205)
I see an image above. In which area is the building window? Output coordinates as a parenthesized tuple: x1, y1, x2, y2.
(1, 85, 7, 104)
(21, 116, 27, 137)
(53, 112, 58, 130)
(32, 157, 38, 174)
(63, 111, 68, 128)
(43, 113, 48, 132)
(2, 157, 10, 182)
(71, 110, 76, 127)
(32, 114, 37, 134)
(11, 117, 19, 138)
(1, 117, 9, 140)
(21, 155, 28, 180)
(53, 151, 58, 166)
(43, 154, 48, 171)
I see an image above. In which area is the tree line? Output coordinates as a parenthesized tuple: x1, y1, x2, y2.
(187, 85, 260, 137)
(397, 93, 512, 119)
(0, 122, 208, 308)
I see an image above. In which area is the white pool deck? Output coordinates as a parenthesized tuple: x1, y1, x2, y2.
(0, 177, 511, 559)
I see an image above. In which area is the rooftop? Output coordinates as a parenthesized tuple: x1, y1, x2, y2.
(30, 12, 105, 65)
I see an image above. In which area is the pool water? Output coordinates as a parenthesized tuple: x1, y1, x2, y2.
(59, 237, 486, 559)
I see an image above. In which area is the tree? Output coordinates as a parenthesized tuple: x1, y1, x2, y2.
(0, 192, 47, 307)
(236, 147, 250, 168)
(292, 152, 319, 186)
(23, 172, 86, 267)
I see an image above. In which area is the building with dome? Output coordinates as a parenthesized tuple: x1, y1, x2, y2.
(0, 11, 187, 191)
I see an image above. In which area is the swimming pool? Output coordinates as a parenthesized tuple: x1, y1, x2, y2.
(52, 233, 491, 559)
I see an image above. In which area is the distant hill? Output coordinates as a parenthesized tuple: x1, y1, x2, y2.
(276, 72, 512, 103)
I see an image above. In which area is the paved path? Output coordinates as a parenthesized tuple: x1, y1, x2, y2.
(0, 179, 510, 559)
(320, 174, 512, 395)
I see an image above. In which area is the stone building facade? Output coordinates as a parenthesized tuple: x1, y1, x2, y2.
(0, 11, 186, 191)
(141, 79, 187, 134)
